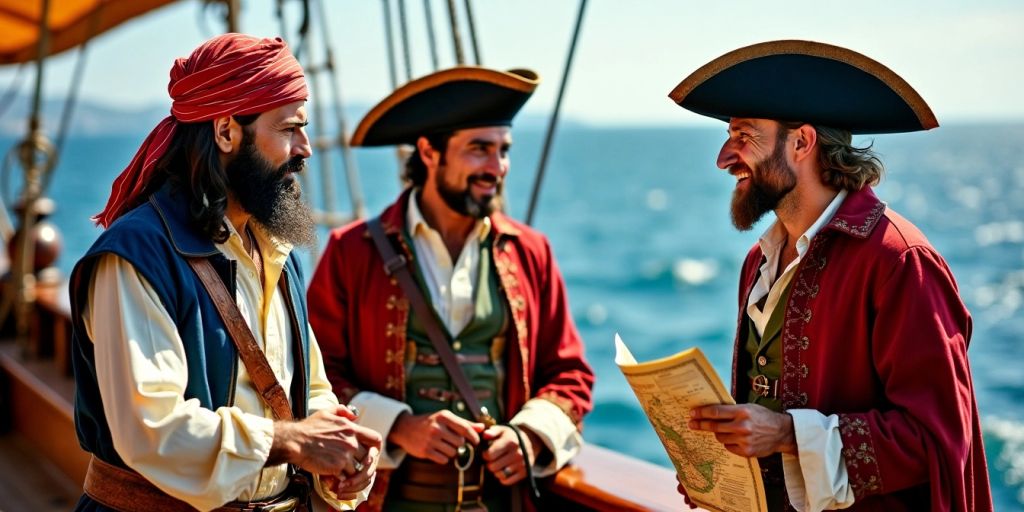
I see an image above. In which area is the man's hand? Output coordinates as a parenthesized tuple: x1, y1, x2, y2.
(688, 404, 797, 458)
(388, 410, 484, 464)
(675, 474, 697, 509)
(481, 425, 542, 486)
(321, 444, 380, 501)
(269, 405, 383, 476)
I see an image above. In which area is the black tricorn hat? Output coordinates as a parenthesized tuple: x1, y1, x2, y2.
(351, 66, 540, 147)
(668, 40, 938, 134)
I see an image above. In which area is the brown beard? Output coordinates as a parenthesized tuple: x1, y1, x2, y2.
(435, 165, 499, 219)
(226, 133, 317, 248)
(730, 133, 797, 231)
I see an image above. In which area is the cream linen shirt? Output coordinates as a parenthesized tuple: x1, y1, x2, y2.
(350, 192, 583, 476)
(747, 189, 855, 512)
(82, 222, 368, 511)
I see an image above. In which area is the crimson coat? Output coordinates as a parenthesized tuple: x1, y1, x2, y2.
(307, 189, 595, 510)
(733, 186, 992, 511)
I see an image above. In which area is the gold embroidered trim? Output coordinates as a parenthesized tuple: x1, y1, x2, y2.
(839, 416, 883, 498)
(780, 233, 833, 408)
(831, 202, 886, 238)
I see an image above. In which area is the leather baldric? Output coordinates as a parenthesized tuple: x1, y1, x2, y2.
(82, 257, 309, 511)
(187, 257, 293, 421)
(367, 217, 496, 428)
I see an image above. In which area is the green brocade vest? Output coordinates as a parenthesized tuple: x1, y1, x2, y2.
(403, 232, 508, 424)
(744, 278, 795, 511)
(744, 278, 794, 412)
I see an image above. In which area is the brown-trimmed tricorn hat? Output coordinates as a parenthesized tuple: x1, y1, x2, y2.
(668, 40, 938, 134)
(351, 66, 540, 146)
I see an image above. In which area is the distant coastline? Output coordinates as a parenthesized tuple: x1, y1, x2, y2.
(0, 94, 590, 137)
(5, 94, 1021, 139)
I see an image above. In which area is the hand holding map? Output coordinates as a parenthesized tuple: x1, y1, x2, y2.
(614, 334, 768, 512)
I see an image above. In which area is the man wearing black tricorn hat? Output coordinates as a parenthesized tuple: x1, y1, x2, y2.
(307, 67, 594, 511)
(671, 40, 992, 511)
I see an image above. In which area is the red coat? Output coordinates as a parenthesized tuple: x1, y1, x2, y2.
(733, 187, 992, 511)
(307, 189, 595, 510)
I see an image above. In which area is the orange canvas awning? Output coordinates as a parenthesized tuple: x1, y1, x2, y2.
(0, 0, 179, 65)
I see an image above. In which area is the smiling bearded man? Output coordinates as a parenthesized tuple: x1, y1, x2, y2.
(307, 67, 594, 512)
(669, 40, 992, 512)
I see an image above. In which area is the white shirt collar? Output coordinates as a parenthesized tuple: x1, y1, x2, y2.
(757, 188, 848, 260)
(406, 189, 492, 242)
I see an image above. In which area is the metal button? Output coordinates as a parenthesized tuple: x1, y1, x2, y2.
(455, 401, 466, 412)
(757, 356, 768, 367)
(452, 340, 462, 351)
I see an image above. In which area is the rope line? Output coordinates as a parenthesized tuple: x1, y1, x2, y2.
(525, 0, 588, 226)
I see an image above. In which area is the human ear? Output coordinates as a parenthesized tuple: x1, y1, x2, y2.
(212, 116, 240, 154)
(792, 124, 817, 162)
(416, 136, 440, 170)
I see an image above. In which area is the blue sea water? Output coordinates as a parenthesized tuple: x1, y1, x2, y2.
(5, 123, 1023, 509)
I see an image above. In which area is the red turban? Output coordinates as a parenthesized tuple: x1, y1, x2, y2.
(93, 33, 308, 227)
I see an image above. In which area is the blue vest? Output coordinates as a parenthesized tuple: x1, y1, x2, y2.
(69, 185, 311, 469)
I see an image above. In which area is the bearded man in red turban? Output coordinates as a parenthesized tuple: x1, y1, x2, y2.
(69, 33, 380, 511)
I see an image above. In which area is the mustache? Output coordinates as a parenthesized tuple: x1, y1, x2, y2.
(729, 163, 751, 175)
(468, 173, 500, 186)
(285, 156, 306, 174)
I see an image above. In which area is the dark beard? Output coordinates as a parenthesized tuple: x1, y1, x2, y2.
(436, 168, 498, 219)
(730, 135, 797, 231)
(226, 136, 317, 248)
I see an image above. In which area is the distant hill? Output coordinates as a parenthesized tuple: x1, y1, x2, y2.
(0, 94, 578, 138)
(0, 95, 169, 137)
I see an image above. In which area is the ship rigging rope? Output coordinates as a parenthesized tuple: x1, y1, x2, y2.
(525, 0, 588, 226)
(275, 0, 311, 61)
(462, 0, 481, 65)
(1, 0, 99, 216)
(382, 0, 399, 88)
(397, 0, 414, 82)
(313, 0, 367, 220)
(445, 0, 466, 65)
(40, 3, 100, 194)
(422, 0, 440, 70)
(301, 0, 337, 222)
(0, 64, 27, 122)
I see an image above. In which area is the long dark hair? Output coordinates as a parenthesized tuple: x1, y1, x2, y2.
(403, 132, 453, 187)
(148, 114, 259, 243)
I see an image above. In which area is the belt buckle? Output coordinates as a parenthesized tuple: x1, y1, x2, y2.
(246, 496, 298, 512)
(752, 375, 773, 398)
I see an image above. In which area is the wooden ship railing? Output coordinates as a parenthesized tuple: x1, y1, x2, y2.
(0, 281, 684, 511)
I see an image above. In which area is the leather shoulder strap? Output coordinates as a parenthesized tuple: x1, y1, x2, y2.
(366, 217, 496, 427)
(187, 257, 293, 421)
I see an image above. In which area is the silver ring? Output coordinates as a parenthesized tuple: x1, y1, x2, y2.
(501, 467, 512, 477)
(353, 461, 365, 472)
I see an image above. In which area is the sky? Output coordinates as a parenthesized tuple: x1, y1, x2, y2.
(2, 0, 1023, 126)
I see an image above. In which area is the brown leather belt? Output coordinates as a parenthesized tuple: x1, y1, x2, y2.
(751, 374, 780, 399)
(415, 352, 491, 366)
(393, 457, 490, 504)
(84, 456, 303, 512)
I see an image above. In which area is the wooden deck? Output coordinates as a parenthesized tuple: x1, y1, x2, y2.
(0, 282, 686, 511)
(0, 431, 81, 510)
